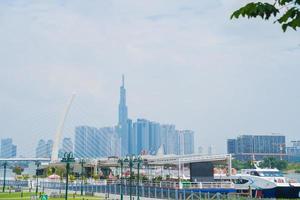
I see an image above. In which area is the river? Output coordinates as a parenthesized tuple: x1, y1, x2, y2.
(285, 173, 300, 182)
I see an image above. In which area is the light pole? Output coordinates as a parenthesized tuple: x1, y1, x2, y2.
(123, 156, 133, 200)
(79, 159, 85, 196)
(123, 156, 143, 200)
(61, 152, 75, 200)
(35, 161, 41, 196)
(133, 156, 143, 200)
(117, 159, 124, 200)
(2, 162, 7, 193)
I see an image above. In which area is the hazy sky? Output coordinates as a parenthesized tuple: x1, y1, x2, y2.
(0, 0, 299, 156)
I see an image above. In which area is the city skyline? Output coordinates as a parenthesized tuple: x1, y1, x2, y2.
(0, 1, 299, 156)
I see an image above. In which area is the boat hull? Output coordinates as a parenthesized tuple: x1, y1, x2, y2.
(256, 186, 300, 198)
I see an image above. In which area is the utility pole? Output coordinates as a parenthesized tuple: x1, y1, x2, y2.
(61, 152, 75, 200)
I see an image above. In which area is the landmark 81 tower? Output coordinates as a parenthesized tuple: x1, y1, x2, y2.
(118, 75, 129, 156)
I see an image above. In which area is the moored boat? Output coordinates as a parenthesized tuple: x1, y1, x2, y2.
(215, 168, 300, 198)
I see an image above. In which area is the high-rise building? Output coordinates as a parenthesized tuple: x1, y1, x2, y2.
(0, 138, 17, 158)
(127, 119, 134, 155)
(62, 137, 73, 153)
(118, 75, 129, 156)
(287, 140, 300, 162)
(46, 140, 53, 158)
(36, 139, 47, 158)
(135, 119, 150, 155)
(183, 130, 194, 155)
(75, 126, 97, 158)
(149, 122, 161, 155)
(227, 139, 237, 154)
(99, 126, 120, 157)
(35, 139, 53, 158)
(227, 134, 286, 161)
(160, 124, 178, 155)
(74, 126, 119, 158)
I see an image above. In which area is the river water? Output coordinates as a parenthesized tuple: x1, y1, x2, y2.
(285, 173, 300, 182)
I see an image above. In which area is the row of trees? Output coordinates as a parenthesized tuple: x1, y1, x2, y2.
(232, 157, 288, 170)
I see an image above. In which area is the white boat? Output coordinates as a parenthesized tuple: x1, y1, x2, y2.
(215, 168, 300, 198)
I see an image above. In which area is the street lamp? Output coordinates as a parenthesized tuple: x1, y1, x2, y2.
(2, 162, 7, 193)
(61, 152, 75, 200)
(133, 156, 143, 200)
(35, 161, 41, 196)
(117, 159, 124, 200)
(79, 159, 85, 196)
(123, 155, 143, 200)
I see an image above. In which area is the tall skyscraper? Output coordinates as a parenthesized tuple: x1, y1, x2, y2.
(135, 119, 150, 155)
(160, 124, 178, 155)
(0, 138, 17, 158)
(149, 122, 161, 155)
(118, 75, 129, 156)
(183, 130, 194, 155)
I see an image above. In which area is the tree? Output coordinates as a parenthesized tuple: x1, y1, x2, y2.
(231, 0, 300, 32)
(232, 159, 255, 170)
(259, 157, 288, 170)
(12, 166, 24, 175)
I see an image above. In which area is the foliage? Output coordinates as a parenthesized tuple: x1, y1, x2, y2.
(12, 166, 24, 175)
(46, 166, 65, 177)
(100, 167, 111, 178)
(231, 0, 300, 31)
(152, 176, 163, 182)
(69, 174, 76, 182)
(259, 157, 288, 170)
(92, 173, 100, 180)
(232, 159, 255, 170)
(22, 174, 30, 180)
(286, 163, 300, 171)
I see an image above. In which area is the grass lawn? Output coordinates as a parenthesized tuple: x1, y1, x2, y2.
(0, 192, 103, 199)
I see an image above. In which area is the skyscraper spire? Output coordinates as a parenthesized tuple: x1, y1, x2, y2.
(118, 74, 129, 156)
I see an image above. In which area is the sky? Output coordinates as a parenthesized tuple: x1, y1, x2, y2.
(0, 0, 299, 156)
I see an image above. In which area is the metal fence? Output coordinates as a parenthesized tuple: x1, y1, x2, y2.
(40, 181, 236, 199)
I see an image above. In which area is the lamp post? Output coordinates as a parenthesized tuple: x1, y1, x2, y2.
(61, 152, 75, 200)
(117, 159, 124, 200)
(129, 158, 133, 200)
(123, 156, 143, 200)
(79, 159, 85, 196)
(2, 162, 7, 193)
(123, 156, 132, 200)
(35, 161, 41, 196)
(133, 156, 143, 200)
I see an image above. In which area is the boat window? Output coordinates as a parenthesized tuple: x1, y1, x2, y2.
(250, 171, 260, 176)
(258, 171, 283, 177)
(233, 179, 248, 184)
